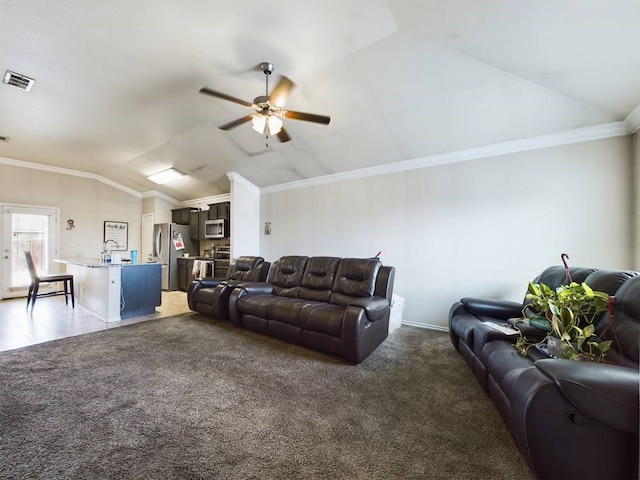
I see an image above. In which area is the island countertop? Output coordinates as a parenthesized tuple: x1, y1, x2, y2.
(55, 259, 162, 322)
(55, 259, 160, 268)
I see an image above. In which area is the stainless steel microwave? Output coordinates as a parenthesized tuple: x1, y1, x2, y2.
(204, 219, 227, 238)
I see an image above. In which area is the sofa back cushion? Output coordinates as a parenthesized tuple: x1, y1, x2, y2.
(271, 256, 309, 298)
(525, 266, 597, 307)
(532, 266, 596, 289)
(572, 269, 638, 328)
(299, 257, 341, 302)
(227, 256, 265, 281)
(593, 273, 640, 366)
(330, 258, 381, 306)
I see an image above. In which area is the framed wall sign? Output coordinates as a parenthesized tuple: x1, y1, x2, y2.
(103, 221, 128, 251)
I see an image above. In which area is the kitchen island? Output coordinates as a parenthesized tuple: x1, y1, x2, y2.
(55, 259, 162, 323)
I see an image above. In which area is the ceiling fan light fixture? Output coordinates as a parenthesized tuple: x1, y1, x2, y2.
(267, 115, 283, 135)
(147, 168, 185, 184)
(251, 114, 266, 134)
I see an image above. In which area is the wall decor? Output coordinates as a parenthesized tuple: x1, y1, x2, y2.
(103, 221, 128, 251)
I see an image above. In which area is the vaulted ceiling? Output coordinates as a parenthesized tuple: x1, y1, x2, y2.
(2, 0, 639, 201)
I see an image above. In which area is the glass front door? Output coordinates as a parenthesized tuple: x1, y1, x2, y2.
(1, 205, 59, 299)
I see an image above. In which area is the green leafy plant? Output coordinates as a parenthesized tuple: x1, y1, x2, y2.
(515, 281, 612, 362)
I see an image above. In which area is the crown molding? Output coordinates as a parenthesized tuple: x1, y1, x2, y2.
(0, 156, 143, 198)
(180, 193, 231, 209)
(227, 171, 260, 194)
(140, 189, 181, 205)
(625, 104, 640, 133)
(260, 122, 631, 194)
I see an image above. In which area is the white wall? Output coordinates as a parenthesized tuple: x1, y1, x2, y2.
(142, 196, 178, 224)
(228, 173, 261, 259)
(260, 136, 634, 329)
(0, 164, 142, 261)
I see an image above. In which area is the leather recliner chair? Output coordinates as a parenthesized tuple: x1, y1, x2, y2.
(188, 256, 270, 319)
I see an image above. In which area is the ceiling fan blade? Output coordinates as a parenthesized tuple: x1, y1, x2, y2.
(219, 115, 253, 131)
(269, 75, 294, 107)
(199, 87, 253, 107)
(276, 127, 291, 143)
(283, 110, 331, 125)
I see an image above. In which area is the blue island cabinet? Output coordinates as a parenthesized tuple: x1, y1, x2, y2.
(120, 263, 162, 319)
(55, 259, 163, 323)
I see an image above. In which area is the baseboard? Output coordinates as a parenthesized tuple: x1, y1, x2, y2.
(400, 320, 449, 332)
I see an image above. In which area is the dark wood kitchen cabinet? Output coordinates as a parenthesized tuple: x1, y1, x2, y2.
(216, 202, 230, 220)
(198, 211, 209, 240)
(189, 211, 200, 240)
(207, 202, 230, 220)
(172, 208, 197, 225)
(177, 257, 196, 291)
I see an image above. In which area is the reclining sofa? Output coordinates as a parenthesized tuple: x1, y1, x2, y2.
(228, 255, 395, 364)
(449, 266, 639, 480)
(188, 256, 270, 319)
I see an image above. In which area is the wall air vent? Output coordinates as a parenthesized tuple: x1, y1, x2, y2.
(3, 70, 35, 91)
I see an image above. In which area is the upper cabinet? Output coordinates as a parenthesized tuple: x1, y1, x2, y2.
(172, 208, 197, 225)
(217, 202, 230, 220)
(189, 211, 200, 240)
(208, 202, 230, 220)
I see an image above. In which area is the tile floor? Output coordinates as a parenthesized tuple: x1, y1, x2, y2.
(0, 291, 192, 352)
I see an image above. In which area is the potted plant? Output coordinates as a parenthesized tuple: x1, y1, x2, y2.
(514, 281, 612, 362)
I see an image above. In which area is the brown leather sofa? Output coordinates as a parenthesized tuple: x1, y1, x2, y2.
(228, 255, 395, 364)
(188, 256, 270, 319)
(449, 266, 639, 480)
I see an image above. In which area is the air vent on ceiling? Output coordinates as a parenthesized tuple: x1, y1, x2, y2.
(3, 70, 35, 91)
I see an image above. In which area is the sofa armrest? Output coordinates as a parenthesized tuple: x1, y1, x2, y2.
(535, 359, 639, 434)
(228, 282, 275, 326)
(197, 277, 225, 289)
(187, 278, 224, 311)
(346, 296, 390, 323)
(460, 297, 523, 320)
(233, 282, 274, 295)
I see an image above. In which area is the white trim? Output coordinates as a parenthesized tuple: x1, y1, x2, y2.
(0, 156, 143, 198)
(260, 122, 631, 194)
(401, 320, 449, 332)
(625, 104, 640, 134)
(140, 189, 181, 205)
(2, 119, 634, 202)
(227, 171, 260, 194)
(180, 193, 231, 209)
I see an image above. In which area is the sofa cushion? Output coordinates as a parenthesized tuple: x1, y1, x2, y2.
(484, 341, 544, 393)
(227, 256, 265, 281)
(236, 293, 272, 319)
(330, 258, 381, 306)
(299, 257, 340, 302)
(299, 303, 345, 337)
(265, 297, 308, 326)
(533, 266, 596, 289)
(271, 256, 308, 298)
(597, 274, 640, 366)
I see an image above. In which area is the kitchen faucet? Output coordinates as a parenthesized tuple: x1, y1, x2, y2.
(101, 239, 119, 263)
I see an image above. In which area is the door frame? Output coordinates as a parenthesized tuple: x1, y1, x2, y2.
(1, 203, 60, 299)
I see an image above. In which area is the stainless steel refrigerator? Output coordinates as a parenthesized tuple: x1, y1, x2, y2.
(153, 223, 198, 291)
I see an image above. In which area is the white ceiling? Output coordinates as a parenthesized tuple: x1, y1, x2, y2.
(1, 0, 639, 201)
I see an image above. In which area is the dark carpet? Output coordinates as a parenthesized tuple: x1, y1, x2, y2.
(0, 314, 534, 479)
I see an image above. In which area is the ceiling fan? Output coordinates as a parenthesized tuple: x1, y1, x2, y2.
(199, 62, 330, 146)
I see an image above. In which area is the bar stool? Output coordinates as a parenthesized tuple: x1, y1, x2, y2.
(24, 251, 74, 311)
